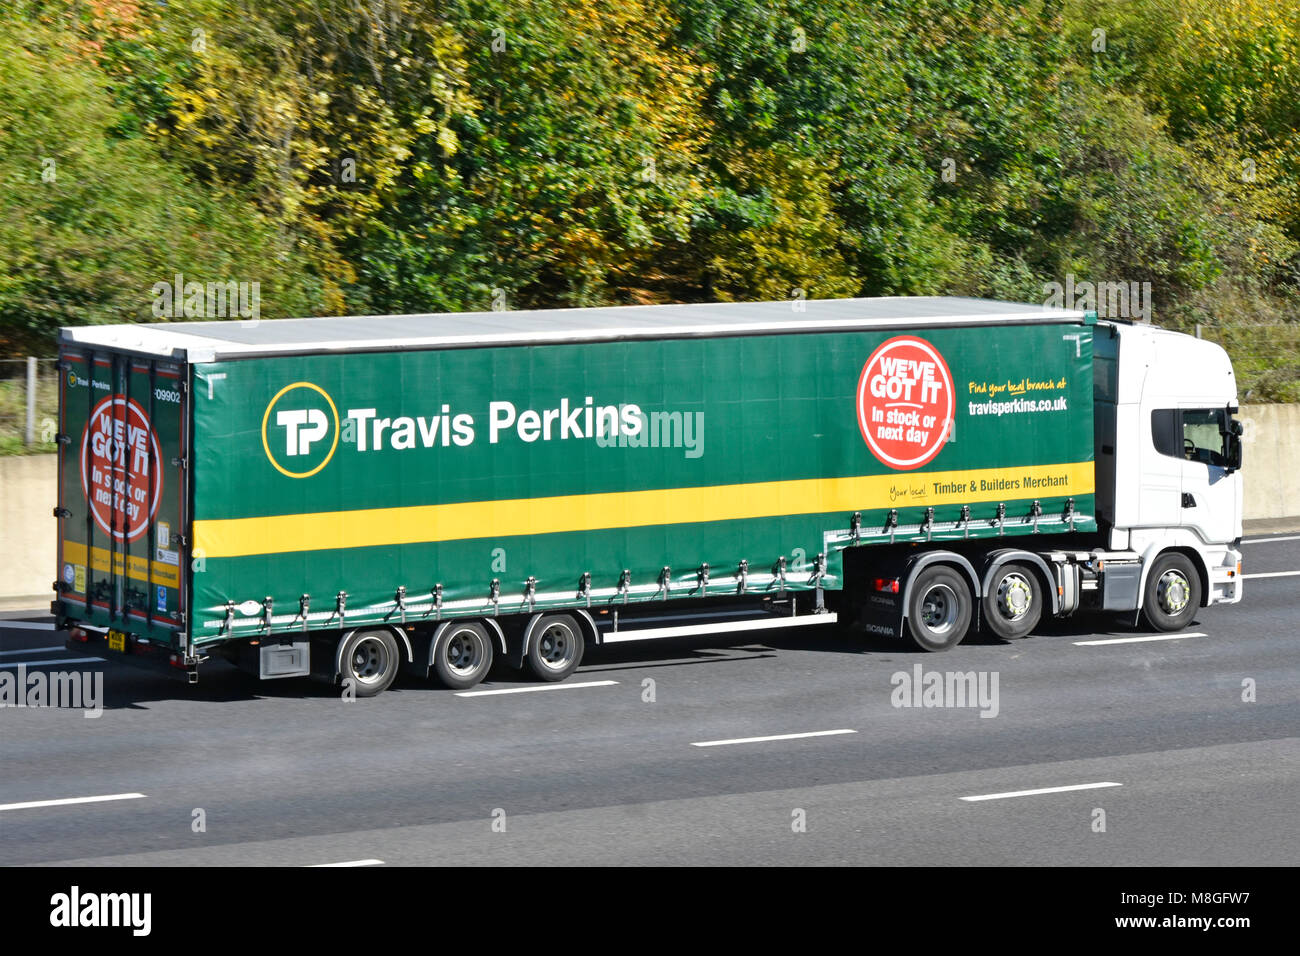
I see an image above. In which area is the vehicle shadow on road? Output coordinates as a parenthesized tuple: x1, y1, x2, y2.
(83, 610, 1208, 707)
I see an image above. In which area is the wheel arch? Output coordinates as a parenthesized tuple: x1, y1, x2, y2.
(427, 618, 506, 671)
(900, 551, 982, 625)
(572, 609, 600, 645)
(981, 549, 1061, 617)
(481, 617, 509, 655)
(522, 609, 596, 657)
(334, 624, 412, 679)
(1137, 546, 1210, 610)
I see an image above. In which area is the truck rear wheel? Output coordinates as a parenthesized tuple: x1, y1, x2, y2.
(905, 566, 972, 652)
(339, 629, 400, 697)
(432, 622, 494, 689)
(982, 563, 1042, 641)
(1142, 553, 1200, 632)
(525, 614, 584, 681)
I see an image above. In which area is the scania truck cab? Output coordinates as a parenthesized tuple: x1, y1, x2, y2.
(1090, 318, 1244, 623)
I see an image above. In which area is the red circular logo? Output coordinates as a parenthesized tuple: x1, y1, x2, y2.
(856, 336, 955, 470)
(80, 395, 163, 543)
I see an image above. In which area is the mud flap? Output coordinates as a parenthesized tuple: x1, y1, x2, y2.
(856, 592, 905, 639)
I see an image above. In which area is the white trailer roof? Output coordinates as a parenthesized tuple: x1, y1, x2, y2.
(59, 296, 1090, 362)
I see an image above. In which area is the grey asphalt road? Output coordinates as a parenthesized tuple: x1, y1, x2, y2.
(1, 534, 1297, 866)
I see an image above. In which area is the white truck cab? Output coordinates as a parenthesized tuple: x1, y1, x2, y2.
(1093, 320, 1244, 621)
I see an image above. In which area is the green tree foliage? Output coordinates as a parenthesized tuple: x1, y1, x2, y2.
(707, 147, 859, 301)
(367, 0, 713, 312)
(0, 14, 316, 353)
(153, 0, 478, 313)
(675, 0, 945, 295)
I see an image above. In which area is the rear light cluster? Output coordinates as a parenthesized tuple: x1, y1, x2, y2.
(873, 577, 900, 594)
(69, 627, 90, 643)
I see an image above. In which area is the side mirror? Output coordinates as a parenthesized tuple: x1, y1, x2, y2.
(1226, 433, 1243, 472)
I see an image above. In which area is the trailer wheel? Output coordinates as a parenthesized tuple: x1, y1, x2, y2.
(1142, 553, 1200, 632)
(431, 622, 494, 690)
(339, 629, 400, 697)
(905, 566, 972, 652)
(982, 563, 1042, 641)
(525, 614, 584, 681)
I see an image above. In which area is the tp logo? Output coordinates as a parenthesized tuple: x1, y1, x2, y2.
(856, 336, 954, 471)
(278, 408, 329, 455)
(262, 382, 340, 478)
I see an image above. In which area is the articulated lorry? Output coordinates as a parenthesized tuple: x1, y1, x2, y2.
(54, 297, 1244, 695)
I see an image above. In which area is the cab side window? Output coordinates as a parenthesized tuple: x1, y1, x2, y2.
(1151, 408, 1228, 466)
(1182, 408, 1228, 466)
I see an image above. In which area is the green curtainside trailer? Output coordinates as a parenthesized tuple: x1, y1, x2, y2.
(55, 297, 1108, 693)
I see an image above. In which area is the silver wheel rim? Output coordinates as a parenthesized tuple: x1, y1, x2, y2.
(997, 572, 1033, 621)
(351, 636, 390, 685)
(919, 584, 959, 636)
(444, 629, 485, 676)
(1157, 569, 1191, 614)
(537, 622, 577, 670)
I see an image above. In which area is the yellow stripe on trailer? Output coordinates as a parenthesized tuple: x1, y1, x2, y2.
(192, 461, 1095, 559)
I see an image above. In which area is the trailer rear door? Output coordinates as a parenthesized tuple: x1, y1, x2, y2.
(55, 349, 188, 645)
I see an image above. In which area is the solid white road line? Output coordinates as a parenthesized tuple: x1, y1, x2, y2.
(0, 646, 66, 657)
(691, 729, 857, 748)
(456, 679, 619, 697)
(0, 793, 146, 812)
(0, 621, 56, 631)
(0, 657, 104, 668)
(601, 613, 839, 643)
(961, 782, 1122, 802)
(1241, 570, 1300, 580)
(308, 859, 384, 867)
(1074, 632, 1206, 646)
(1241, 535, 1300, 545)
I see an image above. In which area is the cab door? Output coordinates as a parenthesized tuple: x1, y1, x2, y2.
(1176, 407, 1240, 545)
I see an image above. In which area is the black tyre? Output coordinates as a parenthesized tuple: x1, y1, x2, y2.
(982, 562, 1043, 641)
(525, 614, 585, 681)
(431, 622, 494, 690)
(339, 628, 400, 697)
(905, 566, 973, 652)
(1142, 552, 1201, 632)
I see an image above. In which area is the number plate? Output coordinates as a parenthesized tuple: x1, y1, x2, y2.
(108, 630, 126, 653)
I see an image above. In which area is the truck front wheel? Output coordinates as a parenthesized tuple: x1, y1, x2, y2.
(525, 614, 585, 681)
(905, 566, 972, 652)
(1142, 553, 1201, 632)
(982, 563, 1042, 641)
(339, 629, 400, 697)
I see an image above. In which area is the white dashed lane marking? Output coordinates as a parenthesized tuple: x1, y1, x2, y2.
(456, 679, 619, 698)
(0, 793, 146, 812)
(691, 729, 857, 748)
(961, 782, 1122, 802)
(1074, 632, 1206, 646)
